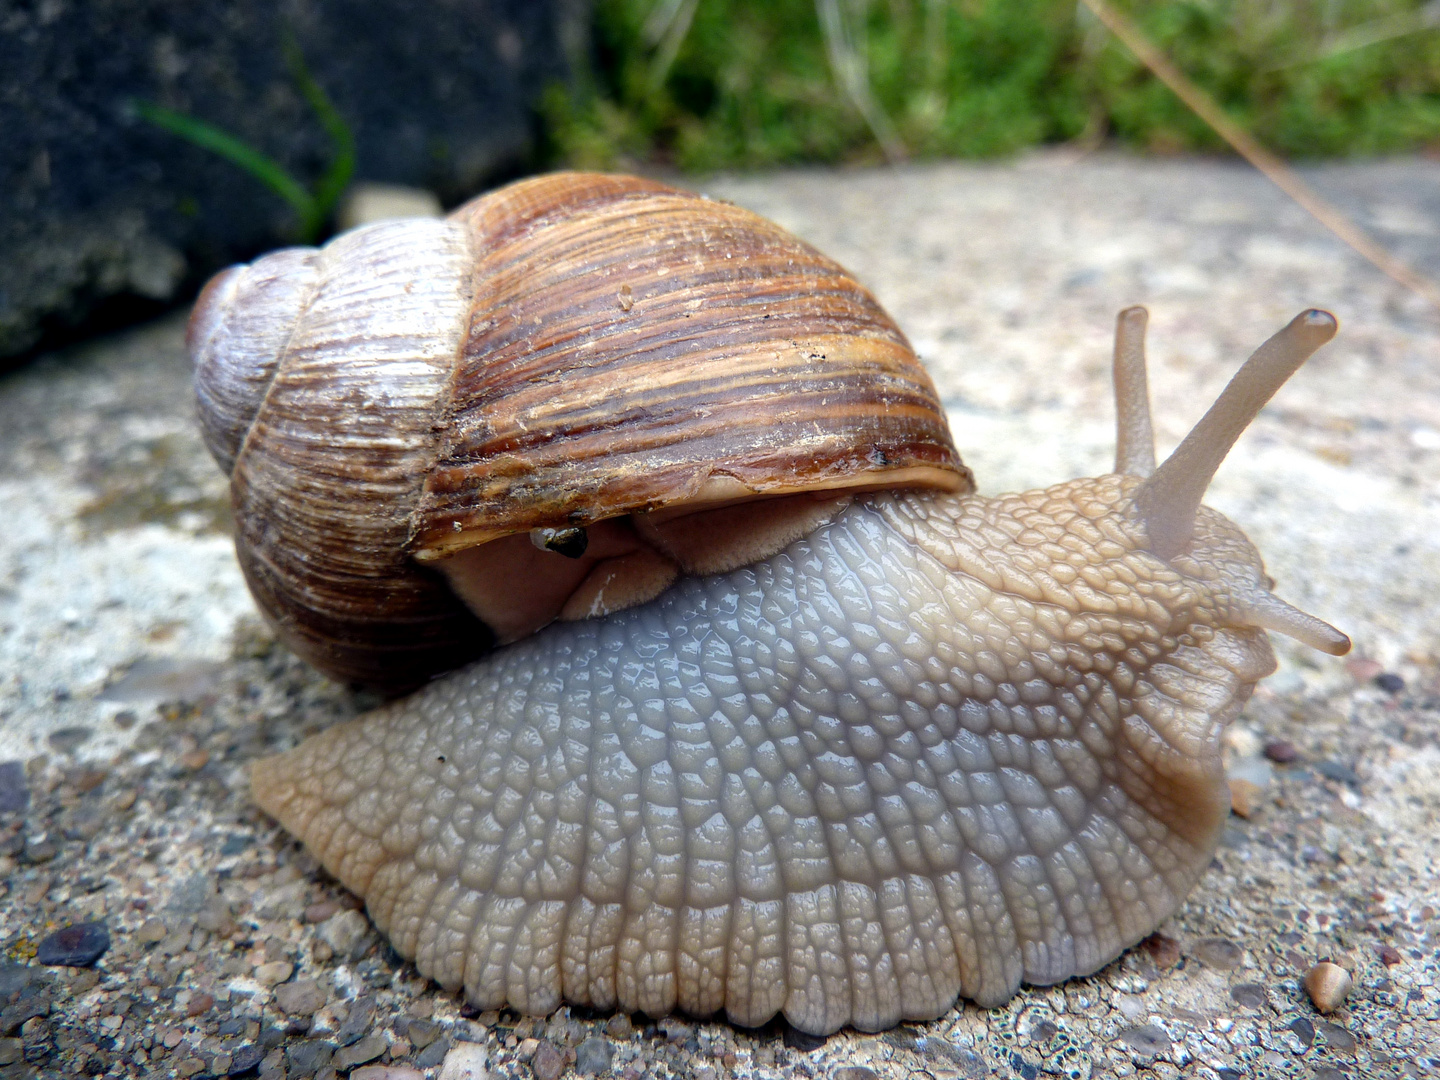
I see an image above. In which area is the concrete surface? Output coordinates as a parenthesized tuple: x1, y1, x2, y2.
(0, 154, 1436, 1078)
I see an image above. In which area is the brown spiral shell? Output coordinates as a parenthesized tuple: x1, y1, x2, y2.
(190, 173, 971, 692)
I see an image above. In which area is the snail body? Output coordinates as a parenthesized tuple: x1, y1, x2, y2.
(195, 173, 1349, 1035)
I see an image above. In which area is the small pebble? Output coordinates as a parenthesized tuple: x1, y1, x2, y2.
(438, 1042, 488, 1080)
(658, 1017, 694, 1042)
(287, 1038, 335, 1074)
(1117, 1024, 1171, 1056)
(1263, 740, 1298, 763)
(228, 1045, 265, 1074)
(1344, 657, 1383, 681)
(1316, 760, 1361, 786)
(1229, 983, 1266, 1009)
(353, 1068, 424, 1080)
(185, 992, 214, 1017)
(1228, 777, 1264, 818)
(1141, 931, 1181, 969)
(135, 917, 167, 944)
(406, 1018, 441, 1048)
(255, 960, 295, 986)
(1287, 1017, 1315, 1047)
(1374, 672, 1405, 694)
(275, 979, 327, 1016)
(576, 1035, 613, 1075)
(1319, 1021, 1356, 1051)
(834, 1068, 879, 1080)
(531, 1041, 565, 1080)
(335, 1033, 386, 1069)
(415, 1039, 453, 1069)
(0, 762, 27, 814)
(319, 909, 369, 956)
(1379, 944, 1403, 966)
(305, 900, 341, 924)
(1194, 937, 1243, 971)
(36, 921, 110, 967)
(180, 748, 210, 770)
(604, 1014, 633, 1039)
(1304, 962, 1353, 1013)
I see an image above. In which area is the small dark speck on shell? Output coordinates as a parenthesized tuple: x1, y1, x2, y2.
(0, 761, 27, 814)
(1117, 1024, 1172, 1056)
(1194, 937, 1244, 970)
(36, 922, 109, 967)
(1374, 672, 1406, 694)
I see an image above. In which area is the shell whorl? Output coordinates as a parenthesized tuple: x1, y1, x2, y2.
(193, 173, 967, 692)
(190, 248, 320, 475)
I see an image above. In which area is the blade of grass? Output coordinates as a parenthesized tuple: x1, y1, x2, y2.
(284, 34, 356, 239)
(816, 0, 907, 163)
(133, 101, 315, 220)
(1077, 0, 1440, 312)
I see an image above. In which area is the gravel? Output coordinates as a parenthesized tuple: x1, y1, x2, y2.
(1, 154, 1438, 1078)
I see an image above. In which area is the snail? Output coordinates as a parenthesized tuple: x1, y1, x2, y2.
(192, 173, 1349, 1035)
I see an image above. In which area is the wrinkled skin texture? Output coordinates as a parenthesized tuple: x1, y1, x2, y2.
(254, 480, 1277, 1034)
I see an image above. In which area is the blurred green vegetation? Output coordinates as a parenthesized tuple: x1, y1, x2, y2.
(546, 0, 1440, 169)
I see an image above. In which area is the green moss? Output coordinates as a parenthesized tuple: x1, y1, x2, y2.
(546, 0, 1440, 169)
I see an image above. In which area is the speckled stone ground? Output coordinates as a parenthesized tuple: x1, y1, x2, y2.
(1, 155, 1437, 1079)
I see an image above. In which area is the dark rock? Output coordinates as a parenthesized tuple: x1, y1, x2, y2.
(1193, 937, 1243, 970)
(334, 994, 375, 1046)
(1028, 1020, 1058, 1043)
(333, 1033, 384, 1069)
(0, 997, 49, 1036)
(413, 1037, 451, 1069)
(0, 1, 587, 361)
(1287, 1017, 1315, 1047)
(1263, 740, 1299, 763)
(1319, 1021, 1356, 1051)
(35, 923, 109, 967)
(20, 838, 56, 865)
(0, 763, 27, 814)
(1374, 672, 1405, 694)
(166, 871, 217, 915)
(284, 1039, 334, 1076)
(1117, 1024, 1171, 1056)
(1316, 760, 1361, 786)
(220, 834, 254, 856)
(1230, 983, 1267, 1009)
(405, 1018, 440, 1048)
(227, 1043, 264, 1074)
(833, 1069, 878, 1080)
(576, 1036, 613, 1075)
(44, 727, 93, 754)
(1141, 931, 1181, 969)
(0, 965, 38, 1001)
(531, 1040, 565, 1080)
